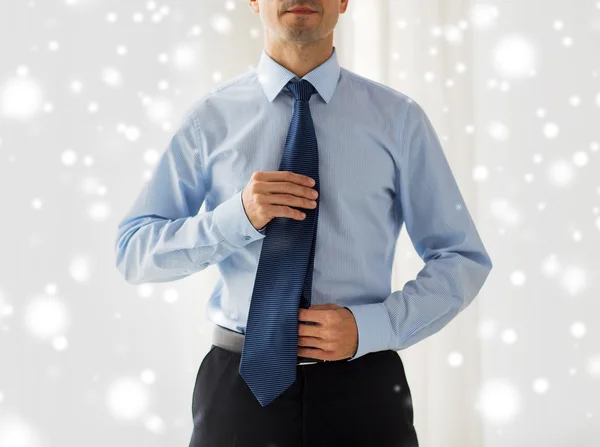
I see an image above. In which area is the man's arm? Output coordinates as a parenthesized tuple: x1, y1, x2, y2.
(344, 100, 493, 360)
(114, 104, 265, 285)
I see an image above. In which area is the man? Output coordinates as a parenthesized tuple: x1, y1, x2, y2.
(114, 0, 493, 445)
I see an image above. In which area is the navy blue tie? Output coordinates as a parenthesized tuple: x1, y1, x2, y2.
(239, 79, 320, 407)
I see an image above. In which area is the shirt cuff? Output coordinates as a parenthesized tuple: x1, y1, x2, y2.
(344, 302, 392, 361)
(213, 190, 266, 247)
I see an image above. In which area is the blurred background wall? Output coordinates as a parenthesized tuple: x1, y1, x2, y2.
(1, 0, 599, 446)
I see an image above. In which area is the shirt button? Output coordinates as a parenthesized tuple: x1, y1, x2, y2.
(244, 236, 251, 240)
(203, 262, 209, 267)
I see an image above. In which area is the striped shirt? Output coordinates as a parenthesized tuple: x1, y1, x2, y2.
(114, 46, 493, 360)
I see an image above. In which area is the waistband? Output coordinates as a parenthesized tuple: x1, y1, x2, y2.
(211, 323, 327, 366)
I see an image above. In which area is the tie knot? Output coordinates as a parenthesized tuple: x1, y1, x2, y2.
(287, 79, 315, 102)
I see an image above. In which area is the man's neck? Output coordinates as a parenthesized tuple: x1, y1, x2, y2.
(264, 38, 333, 78)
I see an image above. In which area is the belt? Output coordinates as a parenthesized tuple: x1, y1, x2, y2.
(212, 323, 327, 366)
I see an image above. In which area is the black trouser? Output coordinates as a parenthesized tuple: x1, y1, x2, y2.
(188, 344, 419, 447)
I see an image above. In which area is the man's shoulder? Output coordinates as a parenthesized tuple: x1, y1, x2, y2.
(340, 67, 416, 108)
(187, 69, 259, 112)
(211, 69, 258, 95)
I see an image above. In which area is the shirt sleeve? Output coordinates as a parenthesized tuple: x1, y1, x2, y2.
(114, 105, 265, 285)
(344, 100, 493, 361)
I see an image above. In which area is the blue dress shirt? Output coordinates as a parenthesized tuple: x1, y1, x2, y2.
(114, 46, 493, 361)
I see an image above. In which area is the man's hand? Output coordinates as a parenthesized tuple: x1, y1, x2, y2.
(241, 171, 318, 230)
(298, 303, 358, 361)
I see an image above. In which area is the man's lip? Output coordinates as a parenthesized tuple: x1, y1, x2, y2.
(288, 8, 316, 12)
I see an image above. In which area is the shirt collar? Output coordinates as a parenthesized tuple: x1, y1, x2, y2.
(256, 46, 341, 104)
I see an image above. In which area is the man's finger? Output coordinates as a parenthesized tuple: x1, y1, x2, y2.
(297, 347, 333, 361)
(298, 308, 328, 324)
(298, 321, 325, 339)
(297, 335, 324, 348)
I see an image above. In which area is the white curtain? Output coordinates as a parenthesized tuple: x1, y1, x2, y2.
(336, 1, 483, 446)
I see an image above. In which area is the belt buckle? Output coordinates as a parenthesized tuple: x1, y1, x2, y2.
(298, 359, 318, 366)
(297, 358, 328, 366)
